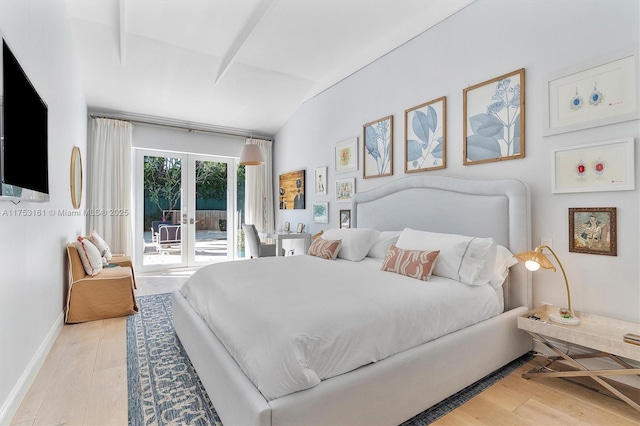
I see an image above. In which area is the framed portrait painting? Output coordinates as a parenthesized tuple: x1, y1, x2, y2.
(363, 115, 393, 178)
(340, 210, 351, 229)
(569, 207, 617, 256)
(405, 96, 446, 173)
(314, 166, 328, 195)
(463, 68, 525, 165)
(279, 169, 305, 210)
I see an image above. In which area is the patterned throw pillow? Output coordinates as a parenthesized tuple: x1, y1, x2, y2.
(307, 237, 342, 260)
(381, 245, 440, 281)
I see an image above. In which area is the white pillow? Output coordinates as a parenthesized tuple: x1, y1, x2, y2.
(490, 245, 518, 289)
(396, 228, 497, 286)
(322, 228, 381, 261)
(87, 230, 112, 261)
(74, 237, 103, 276)
(367, 231, 401, 259)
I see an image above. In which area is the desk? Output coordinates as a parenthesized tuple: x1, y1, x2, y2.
(518, 304, 640, 412)
(261, 231, 311, 256)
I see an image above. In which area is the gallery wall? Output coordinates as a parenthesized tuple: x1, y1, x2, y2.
(0, 1, 88, 422)
(274, 0, 640, 323)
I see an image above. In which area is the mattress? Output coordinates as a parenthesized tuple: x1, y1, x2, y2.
(179, 255, 502, 401)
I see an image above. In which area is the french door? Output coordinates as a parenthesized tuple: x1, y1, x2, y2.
(135, 149, 240, 270)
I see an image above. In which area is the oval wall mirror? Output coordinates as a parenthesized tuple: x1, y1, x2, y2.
(70, 146, 83, 209)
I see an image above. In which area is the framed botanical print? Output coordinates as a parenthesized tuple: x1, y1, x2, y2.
(569, 207, 617, 256)
(363, 115, 393, 178)
(335, 138, 358, 174)
(463, 68, 525, 165)
(405, 96, 446, 173)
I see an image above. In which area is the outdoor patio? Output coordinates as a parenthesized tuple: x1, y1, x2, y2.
(142, 230, 236, 266)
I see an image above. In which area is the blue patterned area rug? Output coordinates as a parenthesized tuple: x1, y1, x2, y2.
(127, 293, 533, 425)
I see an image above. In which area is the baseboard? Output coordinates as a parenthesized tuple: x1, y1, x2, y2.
(532, 339, 640, 390)
(0, 311, 64, 425)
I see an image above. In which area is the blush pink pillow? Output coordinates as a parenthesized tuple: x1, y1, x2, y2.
(381, 245, 440, 281)
(307, 237, 342, 260)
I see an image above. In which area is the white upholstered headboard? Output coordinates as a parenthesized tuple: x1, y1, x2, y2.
(351, 175, 531, 310)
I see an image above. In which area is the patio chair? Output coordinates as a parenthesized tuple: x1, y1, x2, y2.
(156, 224, 182, 254)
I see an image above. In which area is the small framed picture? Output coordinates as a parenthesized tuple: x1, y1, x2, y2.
(340, 210, 351, 229)
(336, 178, 355, 202)
(313, 202, 329, 223)
(569, 207, 617, 256)
(284, 221, 291, 232)
(314, 166, 328, 195)
(335, 137, 358, 174)
(296, 222, 304, 233)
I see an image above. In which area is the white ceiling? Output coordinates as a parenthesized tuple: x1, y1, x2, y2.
(66, 0, 474, 136)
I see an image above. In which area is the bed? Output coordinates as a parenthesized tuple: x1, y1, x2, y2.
(172, 175, 532, 425)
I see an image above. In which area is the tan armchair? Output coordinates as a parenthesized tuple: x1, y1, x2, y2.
(65, 243, 138, 323)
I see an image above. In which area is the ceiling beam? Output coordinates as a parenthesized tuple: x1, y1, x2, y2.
(119, 0, 126, 65)
(214, 0, 274, 86)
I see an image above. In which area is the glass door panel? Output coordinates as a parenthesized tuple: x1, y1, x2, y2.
(190, 158, 230, 264)
(140, 152, 185, 268)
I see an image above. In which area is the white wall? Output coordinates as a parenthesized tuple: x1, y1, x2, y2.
(274, 0, 640, 323)
(0, 1, 87, 422)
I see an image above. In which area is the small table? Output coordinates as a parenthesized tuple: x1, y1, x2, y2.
(518, 305, 640, 412)
(261, 231, 311, 256)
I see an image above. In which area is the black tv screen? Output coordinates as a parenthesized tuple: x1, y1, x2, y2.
(1, 36, 49, 202)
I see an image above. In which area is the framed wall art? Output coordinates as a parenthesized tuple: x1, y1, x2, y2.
(552, 137, 635, 193)
(544, 46, 639, 136)
(335, 137, 358, 174)
(278, 169, 305, 210)
(340, 210, 351, 229)
(463, 68, 525, 165)
(335, 178, 355, 202)
(569, 207, 617, 256)
(404, 96, 446, 173)
(363, 115, 393, 178)
(314, 166, 327, 195)
(312, 202, 328, 223)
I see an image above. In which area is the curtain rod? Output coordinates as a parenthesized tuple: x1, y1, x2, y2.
(88, 112, 273, 141)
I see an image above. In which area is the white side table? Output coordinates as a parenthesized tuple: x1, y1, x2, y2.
(518, 304, 640, 412)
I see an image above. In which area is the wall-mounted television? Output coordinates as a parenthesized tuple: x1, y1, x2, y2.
(0, 32, 49, 203)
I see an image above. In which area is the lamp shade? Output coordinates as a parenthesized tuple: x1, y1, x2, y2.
(239, 143, 264, 165)
(514, 247, 556, 272)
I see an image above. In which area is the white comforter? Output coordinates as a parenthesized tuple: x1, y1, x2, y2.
(179, 255, 501, 401)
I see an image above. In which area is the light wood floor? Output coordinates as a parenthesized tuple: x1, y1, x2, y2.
(10, 275, 640, 425)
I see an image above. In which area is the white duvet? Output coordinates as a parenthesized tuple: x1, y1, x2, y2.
(179, 255, 502, 401)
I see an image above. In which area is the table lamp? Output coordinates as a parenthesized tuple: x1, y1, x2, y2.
(514, 245, 580, 325)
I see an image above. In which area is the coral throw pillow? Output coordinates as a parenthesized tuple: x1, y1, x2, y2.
(307, 237, 342, 260)
(381, 245, 440, 281)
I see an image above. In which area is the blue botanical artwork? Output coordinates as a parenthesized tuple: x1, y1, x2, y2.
(363, 115, 393, 178)
(405, 97, 446, 172)
(464, 69, 525, 164)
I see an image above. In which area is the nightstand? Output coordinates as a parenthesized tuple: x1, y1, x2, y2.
(518, 304, 640, 413)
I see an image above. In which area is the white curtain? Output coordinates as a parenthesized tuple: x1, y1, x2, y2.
(244, 138, 274, 233)
(86, 117, 133, 255)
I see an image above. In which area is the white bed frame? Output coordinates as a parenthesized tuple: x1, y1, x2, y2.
(172, 175, 533, 425)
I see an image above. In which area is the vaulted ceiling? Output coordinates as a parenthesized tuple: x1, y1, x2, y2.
(67, 0, 474, 135)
